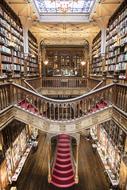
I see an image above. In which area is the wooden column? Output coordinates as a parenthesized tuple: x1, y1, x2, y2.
(75, 141, 79, 184)
(48, 141, 51, 183)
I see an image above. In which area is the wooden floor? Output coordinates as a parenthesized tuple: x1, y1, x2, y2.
(15, 132, 109, 190)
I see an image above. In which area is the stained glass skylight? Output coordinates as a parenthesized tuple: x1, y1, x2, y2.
(34, 0, 95, 14)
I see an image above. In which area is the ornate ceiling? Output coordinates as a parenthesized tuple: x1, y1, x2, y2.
(31, 22, 99, 45)
(33, 0, 95, 14)
(6, 0, 123, 45)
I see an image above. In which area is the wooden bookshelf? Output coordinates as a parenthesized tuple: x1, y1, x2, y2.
(0, 0, 24, 78)
(106, 1, 127, 79)
(102, 120, 126, 179)
(91, 31, 103, 76)
(90, 120, 126, 183)
(28, 31, 39, 77)
(0, 0, 39, 79)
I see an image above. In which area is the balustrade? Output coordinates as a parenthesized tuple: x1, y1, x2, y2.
(25, 78, 41, 89)
(0, 83, 127, 121)
(22, 80, 39, 93)
(42, 77, 87, 88)
(115, 84, 127, 113)
(87, 78, 102, 90)
(0, 83, 11, 110)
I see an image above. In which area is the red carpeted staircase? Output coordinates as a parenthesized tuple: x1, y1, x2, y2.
(18, 99, 38, 113)
(51, 134, 75, 188)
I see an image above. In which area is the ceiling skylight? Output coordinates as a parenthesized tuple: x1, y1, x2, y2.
(34, 0, 95, 14)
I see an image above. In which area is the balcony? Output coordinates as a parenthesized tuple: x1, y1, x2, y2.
(41, 77, 87, 96)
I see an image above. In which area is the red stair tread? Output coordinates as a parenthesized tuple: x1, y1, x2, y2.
(56, 157, 71, 162)
(57, 147, 70, 151)
(56, 159, 71, 165)
(57, 153, 70, 159)
(53, 168, 73, 174)
(55, 162, 72, 168)
(57, 152, 70, 156)
(58, 140, 70, 143)
(52, 174, 74, 181)
(57, 150, 70, 154)
(58, 142, 70, 145)
(51, 175, 74, 185)
(51, 181, 75, 188)
(53, 169, 73, 178)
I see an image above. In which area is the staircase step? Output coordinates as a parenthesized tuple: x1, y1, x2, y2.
(55, 163, 72, 171)
(53, 168, 73, 178)
(53, 168, 73, 174)
(51, 181, 75, 188)
(58, 136, 70, 140)
(51, 174, 75, 185)
(52, 174, 74, 181)
(57, 144, 70, 149)
(57, 149, 70, 154)
(57, 147, 70, 151)
(57, 153, 70, 159)
(19, 102, 29, 109)
(56, 158, 71, 165)
(58, 142, 70, 145)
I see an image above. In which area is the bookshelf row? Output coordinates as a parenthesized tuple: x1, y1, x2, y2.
(91, 1, 127, 80)
(0, 0, 39, 79)
(90, 120, 126, 183)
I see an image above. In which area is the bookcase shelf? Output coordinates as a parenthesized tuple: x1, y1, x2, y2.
(91, 1, 127, 80)
(27, 31, 39, 77)
(0, 0, 24, 78)
(0, 0, 39, 79)
(106, 1, 127, 79)
(90, 120, 126, 184)
(91, 31, 103, 75)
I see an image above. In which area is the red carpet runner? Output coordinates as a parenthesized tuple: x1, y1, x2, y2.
(51, 134, 75, 188)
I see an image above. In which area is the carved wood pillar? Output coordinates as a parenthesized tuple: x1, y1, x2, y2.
(48, 141, 51, 183)
(75, 141, 79, 184)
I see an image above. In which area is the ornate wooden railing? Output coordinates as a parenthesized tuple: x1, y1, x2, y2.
(87, 78, 102, 90)
(42, 77, 87, 88)
(22, 79, 39, 94)
(0, 83, 127, 121)
(90, 80, 104, 92)
(25, 77, 41, 89)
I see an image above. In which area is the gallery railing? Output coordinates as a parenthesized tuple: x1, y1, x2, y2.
(22, 79, 39, 94)
(42, 77, 87, 88)
(87, 78, 102, 90)
(25, 77, 41, 89)
(90, 80, 105, 91)
(0, 82, 127, 121)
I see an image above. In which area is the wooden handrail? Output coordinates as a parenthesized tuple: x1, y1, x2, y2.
(0, 82, 126, 121)
(25, 77, 41, 90)
(90, 80, 104, 91)
(11, 82, 114, 103)
(23, 80, 39, 94)
(87, 78, 102, 90)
